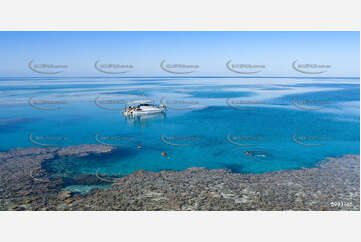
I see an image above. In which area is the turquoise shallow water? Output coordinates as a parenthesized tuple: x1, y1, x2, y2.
(0, 77, 359, 178)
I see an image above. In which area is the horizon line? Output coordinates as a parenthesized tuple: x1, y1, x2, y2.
(0, 76, 359, 79)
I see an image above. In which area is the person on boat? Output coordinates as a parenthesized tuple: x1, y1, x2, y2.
(126, 106, 132, 115)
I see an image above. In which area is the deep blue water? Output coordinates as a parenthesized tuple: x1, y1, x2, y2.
(0, 77, 359, 191)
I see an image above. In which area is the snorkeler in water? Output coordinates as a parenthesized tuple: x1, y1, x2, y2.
(245, 151, 266, 158)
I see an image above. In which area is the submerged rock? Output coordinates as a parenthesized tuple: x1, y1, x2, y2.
(0, 145, 359, 211)
(57, 191, 72, 200)
(0, 144, 116, 210)
(56, 144, 116, 157)
(64, 198, 74, 204)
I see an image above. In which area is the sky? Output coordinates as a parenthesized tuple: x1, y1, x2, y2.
(0, 31, 359, 77)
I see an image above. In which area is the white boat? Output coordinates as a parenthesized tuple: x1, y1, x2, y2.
(123, 100, 166, 116)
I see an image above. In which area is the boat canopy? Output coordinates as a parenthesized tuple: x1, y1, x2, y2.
(127, 100, 153, 105)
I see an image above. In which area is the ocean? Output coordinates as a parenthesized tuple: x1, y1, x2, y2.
(0, 77, 359, 191)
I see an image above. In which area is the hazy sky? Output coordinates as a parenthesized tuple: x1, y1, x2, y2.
(0, 31, 359, 77)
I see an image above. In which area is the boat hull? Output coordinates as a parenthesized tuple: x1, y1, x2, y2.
(123, 107, 165, 116)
